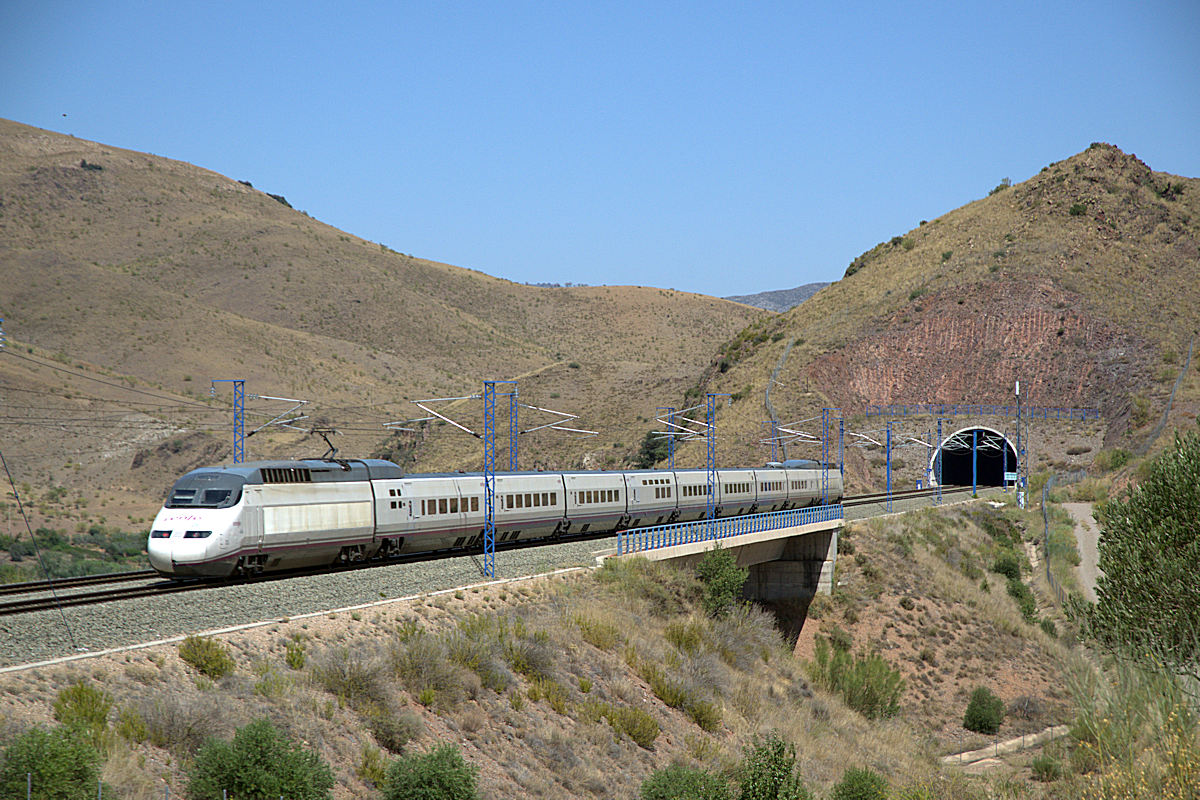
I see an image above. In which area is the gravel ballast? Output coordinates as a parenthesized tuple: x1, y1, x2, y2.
(0, 489, 996, 668)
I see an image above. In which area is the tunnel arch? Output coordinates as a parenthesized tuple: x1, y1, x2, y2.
(929, 426, 1018, 487)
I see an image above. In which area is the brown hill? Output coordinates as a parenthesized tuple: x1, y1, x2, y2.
(660, 144, 1200, 488)
(0, 119, 761, 522)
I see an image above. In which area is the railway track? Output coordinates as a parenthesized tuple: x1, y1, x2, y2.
(0, 485, 985, 617)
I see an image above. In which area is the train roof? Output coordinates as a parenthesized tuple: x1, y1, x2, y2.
(180, 459, 831, 487)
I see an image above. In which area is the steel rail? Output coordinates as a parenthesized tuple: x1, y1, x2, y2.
(0, 486, 984, 617)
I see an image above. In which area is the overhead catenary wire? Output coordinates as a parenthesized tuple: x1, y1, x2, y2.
(0, 443, 79, 651)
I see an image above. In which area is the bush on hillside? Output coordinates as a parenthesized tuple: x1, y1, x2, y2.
(383, 743, 478, 800)
(738, 732, 813, 800)
(187, 718, 334, 800)
(52, 681, 112, 748)
(695, 544, 748, 618)
(805, 638, 904, 720)
(829, 767, 889, 800)
(991, 552, 1021, 581)
(640, 763, 732, 800)
(634, 430, 671, 468)
(963, 686, 1005, 734)
(178, 635, 235, 679)
(0, 726, 101, 799)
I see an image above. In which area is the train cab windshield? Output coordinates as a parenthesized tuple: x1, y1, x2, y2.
(166, 472, 245, 509)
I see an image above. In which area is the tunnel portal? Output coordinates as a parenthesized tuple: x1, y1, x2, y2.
(931, 427, 1018, 487)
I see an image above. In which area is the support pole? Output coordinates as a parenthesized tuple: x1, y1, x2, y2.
(1003, 426, 1009, 493)
(211, 379, 245, 463)
(706, 394, 717, 529)
(936, 418, 944, 505)
(509, 389, 518, 471)
(886, 421, 893, 512)
(483, 382, 497, 578)
(838, 416, 845, 479)
(821, 409, 831, 504)
(972, 428, 978, 496)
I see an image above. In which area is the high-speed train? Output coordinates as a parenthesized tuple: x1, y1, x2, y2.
(147, 459, 844, 578)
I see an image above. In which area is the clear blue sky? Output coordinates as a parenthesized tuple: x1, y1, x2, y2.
(3, 1, 1198, 297)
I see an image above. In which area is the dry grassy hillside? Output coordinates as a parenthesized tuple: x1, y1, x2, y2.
(0, 119, 761, 518)
(661, 144, 1200, 483)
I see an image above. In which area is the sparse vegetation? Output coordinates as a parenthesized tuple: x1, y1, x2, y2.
(805, 637, 904, 720)
(178, 635, 235, 679)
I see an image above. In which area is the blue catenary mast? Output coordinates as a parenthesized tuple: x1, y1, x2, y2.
(211, 379, 245, 463)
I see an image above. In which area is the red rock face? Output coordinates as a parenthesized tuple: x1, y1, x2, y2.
(805, 278, 1150, 417)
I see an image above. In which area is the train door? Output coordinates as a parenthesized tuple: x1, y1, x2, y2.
(241, 486, 264, 552)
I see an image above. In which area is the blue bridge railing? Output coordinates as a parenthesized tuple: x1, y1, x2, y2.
(865, 404, 1099, 421)
(615, 504, 844, 556)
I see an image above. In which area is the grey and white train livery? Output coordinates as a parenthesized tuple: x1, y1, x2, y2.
(147, 458, 843, 578)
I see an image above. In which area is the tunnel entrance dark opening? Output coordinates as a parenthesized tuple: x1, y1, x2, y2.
(934, 428, 1017, 487)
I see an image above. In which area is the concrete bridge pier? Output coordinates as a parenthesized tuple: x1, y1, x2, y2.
(742, 529, 838, 602)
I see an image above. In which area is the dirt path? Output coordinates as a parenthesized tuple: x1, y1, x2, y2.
(1064, 502, 1102, 602)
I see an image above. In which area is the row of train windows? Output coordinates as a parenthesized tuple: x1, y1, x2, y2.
(653, 486, 673, 499)
(506, 492, 557, 510)
(682, 485, 713, 497)
(790, 480, 812, 490)
(759, 481, 783, 492)
(421, 497, 481, 515)
(724, 482, 752, 494)
(578, 489, 618, 504)
(640, 477, 670, 485)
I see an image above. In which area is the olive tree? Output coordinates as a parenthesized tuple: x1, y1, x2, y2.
(1071, 427, 1200, 680)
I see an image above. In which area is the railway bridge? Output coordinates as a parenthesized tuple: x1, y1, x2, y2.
(605, 487, 982, 603)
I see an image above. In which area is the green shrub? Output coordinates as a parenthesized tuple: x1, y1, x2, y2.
(805, 639, 904, 719)
(187, 718, 333, 800)
(179, 635, 235, 679)
(1006, 578, 1037, 624)
(285, 640, 306, 670)
(963, 686, 1005, 734)
(1069, 203, 1087, 216)
(363, 704, 423, 753)
(738, 732, 812, 800)
(1094, 448, 1130, 472)
(991, 552, 1021, 581)
(696, 545, 748, 618)
(641, 763, 732, 800)
(608, 704, 661, 749)
(114, 707, 148, 744)
(384, 743, 479, 800)
(1040, 618, 1058, 638)
(357, 743, 388, 787)
(52, 681, 112, 747)
(1030, 753, 1062, 782)
(829, 767, 888, 800)
(0, 726, 101, 799)
(685, 698, 723, 732)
